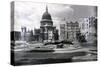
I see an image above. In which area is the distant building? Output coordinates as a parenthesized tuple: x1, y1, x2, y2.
(60, 20, 80, 41)
(11, 31, 21, 41)
(79, 18, 90, 40)
(21, 27, 34, 41)
(89, 17, 97, 34)
(79, 17, 97, 41)
(66, 21, 80, 41)
(34, 29, 41, 41)
(60, 24, 65, 40)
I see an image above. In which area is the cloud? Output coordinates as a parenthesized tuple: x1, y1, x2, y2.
(14, 2, 74, 31)
(14, 2, 96, 32)
(50, 5, 74, 18)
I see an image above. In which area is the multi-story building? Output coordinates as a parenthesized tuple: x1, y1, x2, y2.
(79, 18, 90, 40)
(88, 17, 97, 42)
(34, 29, 41, 41)
(79, 17, 97, 41)
(89, 17, 97, 34)
(60, 20, 80, 41)
(21, 27, 34, 41)
(66, 21, 80, 41)
(60, 24, 66, 40)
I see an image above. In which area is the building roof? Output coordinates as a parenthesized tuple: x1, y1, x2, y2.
(42, 6, 52, 20)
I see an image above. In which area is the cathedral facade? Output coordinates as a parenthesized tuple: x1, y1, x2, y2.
(40, 6, 59, 42)
(20, 6, 59, 43)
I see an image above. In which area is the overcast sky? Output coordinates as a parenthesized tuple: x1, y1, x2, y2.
(13, 1, 97, 32)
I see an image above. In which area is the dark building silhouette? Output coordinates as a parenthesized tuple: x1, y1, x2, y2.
(34, 29, 41, 41)
(11, 31, 21, 41)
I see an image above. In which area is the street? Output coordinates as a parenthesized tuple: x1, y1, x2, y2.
(12, 42, 97, 66)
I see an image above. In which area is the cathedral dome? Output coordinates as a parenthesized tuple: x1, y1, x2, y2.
(42, 6, 52, 20)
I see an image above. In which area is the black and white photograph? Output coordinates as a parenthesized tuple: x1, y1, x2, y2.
(11, 1, 97, 66)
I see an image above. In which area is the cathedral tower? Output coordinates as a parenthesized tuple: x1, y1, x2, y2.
(40, 6, 58, 42)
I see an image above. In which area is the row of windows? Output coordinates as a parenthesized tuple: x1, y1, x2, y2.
(41, 22, 53, 26)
